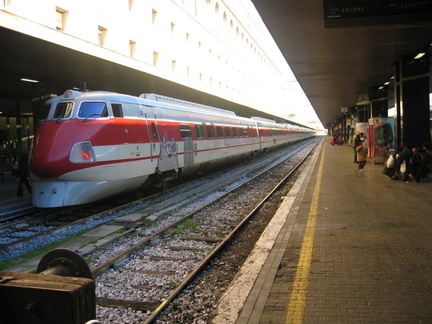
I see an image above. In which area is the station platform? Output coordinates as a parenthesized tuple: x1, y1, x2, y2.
(214, 139, 432, 324)
(0, 172, 32, 210)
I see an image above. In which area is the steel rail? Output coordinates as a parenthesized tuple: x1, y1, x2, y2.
(95, 140, 319, 323)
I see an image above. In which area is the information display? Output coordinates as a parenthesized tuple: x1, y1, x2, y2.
(323, 0, 432, 27)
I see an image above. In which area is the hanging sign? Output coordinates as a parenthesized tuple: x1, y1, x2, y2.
(324, 0, 432, 27)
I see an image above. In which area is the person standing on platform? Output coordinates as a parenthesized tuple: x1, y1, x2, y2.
(356, 136, 367, 171)
(352, 133, 361, 163)
(16, 142, 32, 197)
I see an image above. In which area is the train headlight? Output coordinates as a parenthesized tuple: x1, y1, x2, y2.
(70, 141, 96, 163)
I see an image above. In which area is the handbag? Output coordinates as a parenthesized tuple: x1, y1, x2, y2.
(400, 159, 406, 173)
(386, 154, 394, 168)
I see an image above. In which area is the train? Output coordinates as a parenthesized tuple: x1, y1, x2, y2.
(29, 90, 315, 208)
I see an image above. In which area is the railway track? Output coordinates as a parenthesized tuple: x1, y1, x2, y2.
(0, 201, 37, 224)
(82, 139, 319, 323)
(2, 138, 319, 323)
(1, 139, 315, 269)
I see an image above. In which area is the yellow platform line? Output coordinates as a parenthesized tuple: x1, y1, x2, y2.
(286, 145, 325, 324)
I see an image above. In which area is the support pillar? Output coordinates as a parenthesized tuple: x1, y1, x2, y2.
(395, 55, 430, 148)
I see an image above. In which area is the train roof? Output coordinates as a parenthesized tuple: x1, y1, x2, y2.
(139, 93, 237, 118)
(49, 90, 315, 130)
(49, 90, 238, 119)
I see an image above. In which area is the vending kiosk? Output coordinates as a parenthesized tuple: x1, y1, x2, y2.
(368, 117, 395, 164)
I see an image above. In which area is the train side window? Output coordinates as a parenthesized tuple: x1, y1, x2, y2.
(195, 124, 205, 139)
(122, 103, 139, 117)
(225, 127, 231, 137)
(151, 122, 158, 139)
(206, 125, 215, 138)
(243, 128, 248, 137)
(216, 126, 223, 138)
(53, 102, 73, 119)
(232, 127, 238, 137)
(112, 103, 123, 118)
(238, 128, 243, 137)
(78, 102, 107, 118)
(180, 124, 192, 139)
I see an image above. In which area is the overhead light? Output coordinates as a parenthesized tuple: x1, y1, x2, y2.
(384, 81, 390, 86)
(20, 78, 39, 83)
(414, 52, 426, 60)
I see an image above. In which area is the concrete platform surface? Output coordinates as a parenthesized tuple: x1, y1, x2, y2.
(215, 140, 432, 324)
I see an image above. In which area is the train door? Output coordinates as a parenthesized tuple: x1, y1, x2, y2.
(140, 105, 158, 162)
(155, 115, 179, 173)
(180, 124, 194, 169)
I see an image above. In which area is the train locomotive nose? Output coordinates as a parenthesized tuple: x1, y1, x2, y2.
(29, 121, 76, 179)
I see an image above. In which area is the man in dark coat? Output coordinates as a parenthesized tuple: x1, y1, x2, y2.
(16, 142, 32, 196)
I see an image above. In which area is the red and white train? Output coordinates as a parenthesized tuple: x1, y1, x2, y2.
(29, 90, 315, 207)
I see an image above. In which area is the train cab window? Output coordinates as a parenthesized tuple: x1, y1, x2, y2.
(151, 122, 158, 139)
(53, 102, 73, 119)
(78, 102, 108, 118)
(195, 124, 205, 139)
(206, 125, 215, 138)
(225, 127, 231, 137)
(180, 124, 192, 139)
(112, 103, 123, 118)
(232, 127, 238, 137)
(216, 126, 223, 138)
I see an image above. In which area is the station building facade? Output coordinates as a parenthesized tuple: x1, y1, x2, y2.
(1, 0, 310, 172)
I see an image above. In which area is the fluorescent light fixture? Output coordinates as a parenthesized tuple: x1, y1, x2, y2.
(414, 52, 426, 60)
(384, 81, 390, 86)
(20, 78, 39, 83)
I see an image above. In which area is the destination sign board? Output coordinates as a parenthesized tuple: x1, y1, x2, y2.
(323, 0, 432, 27)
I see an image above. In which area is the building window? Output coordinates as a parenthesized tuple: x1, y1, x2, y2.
(172, 60, 176, 72)
(153, 51, 159, 66)
(128, 0, 134, 11)
(56, 7, 67, 31)
(152, 9, 157, 25)
(129, 40, 136, 58)
(98, 26, 107, 46)
(171, 22, 175, 35)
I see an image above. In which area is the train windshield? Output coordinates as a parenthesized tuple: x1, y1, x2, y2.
(78, 102, 108, 119)
(53, 102, 73, 119)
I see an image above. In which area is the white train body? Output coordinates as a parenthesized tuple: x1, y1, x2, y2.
(29, 90, 315, 207)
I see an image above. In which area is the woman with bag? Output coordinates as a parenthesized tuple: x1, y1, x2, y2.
(352, 133, 361, 163)
(356, 136, 367, 171)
